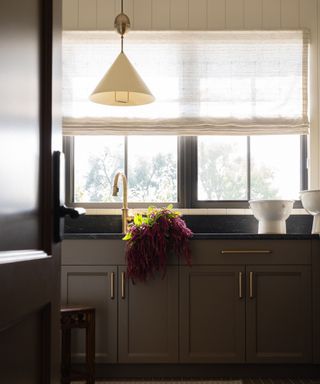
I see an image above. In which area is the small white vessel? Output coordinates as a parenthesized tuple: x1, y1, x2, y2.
(249, 200, 294, 234)
(300, 190, 320, 234)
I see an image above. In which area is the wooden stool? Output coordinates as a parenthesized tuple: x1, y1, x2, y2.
(60, 306, 95, 384)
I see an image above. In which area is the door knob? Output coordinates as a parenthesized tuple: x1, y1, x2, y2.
(53, 151, 86, 242)
(59, 205, 86, 219)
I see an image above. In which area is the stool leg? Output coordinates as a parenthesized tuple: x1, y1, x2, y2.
(86, 311, 95, 384)
(61, 328, 71, 384)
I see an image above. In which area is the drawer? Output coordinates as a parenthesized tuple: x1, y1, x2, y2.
(62, 239, 179, 266)
(188, 239, 311, 265)
(62, 239, 126, 265)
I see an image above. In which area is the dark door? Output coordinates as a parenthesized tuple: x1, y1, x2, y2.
(0, 0, 62, 382)
(246, 265, 312, 363)
(179, 266, 245, 363)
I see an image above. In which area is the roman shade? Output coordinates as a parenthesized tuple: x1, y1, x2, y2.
(63, 30, 309, 136)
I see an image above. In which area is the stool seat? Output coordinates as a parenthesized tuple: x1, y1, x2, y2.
(60, 305, 95, 384)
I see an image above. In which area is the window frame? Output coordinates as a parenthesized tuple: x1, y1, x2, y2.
(64, 135, 307, 209)
(63, 135, 185, 209)
(189, 135, 308, 209)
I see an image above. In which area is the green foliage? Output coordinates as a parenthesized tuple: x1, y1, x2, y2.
(78, 139, 278, 203)
(122, 205, 180, 241)
(129, 153, 177, 202)
(198, 140, 278, 200)
(79, 143, 123, 202)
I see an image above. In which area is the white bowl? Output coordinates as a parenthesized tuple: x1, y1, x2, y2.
(300, 190, 320, 234)
(249, 200, 294, 234)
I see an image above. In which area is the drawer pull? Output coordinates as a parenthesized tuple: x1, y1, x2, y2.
(221, 250, 272, 254)
(121, 272, 126, 299)
(249, 271, 254, 299)
(238, 272, 243, 299)
(110, 272, 115, 300)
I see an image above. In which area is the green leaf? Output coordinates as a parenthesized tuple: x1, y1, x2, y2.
(134, 213, 143, 226)
(167, 204, 173, 210)
(147, 205, 156, 214)
(122, 232, 132, 241)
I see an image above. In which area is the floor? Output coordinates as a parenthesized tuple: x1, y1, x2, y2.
(72, 380, 320, 384)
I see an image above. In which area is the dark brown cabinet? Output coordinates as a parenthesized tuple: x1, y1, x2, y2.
(180, 264, 312, 363)
(118, 266, 179, 363)
(246, 265, 312, 363)
(61, 266, 118, 363)
(180, 239, 313, 364)
(61, 263, 179, 364)
(61, 239, 316, 366)
(180, 266, 245, 362)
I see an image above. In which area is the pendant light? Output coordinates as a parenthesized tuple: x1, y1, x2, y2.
(90, 0, 155, 106)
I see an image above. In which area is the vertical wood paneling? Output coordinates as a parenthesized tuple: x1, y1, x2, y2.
(78, 0, 97, 29)
(170, 0, 189, 29)
(281, 0, 300, 28)
(244, 0, 262, 29)
(262, 0, 281, 28)
(62, 0, 320, 189)
(133, 0, 152, 29)
(226, 0, 244, 29)
(189, 0, 207, 30)
(207, 0, 226, 29)
(300, 0, 317, 31)
(63, 0, 79, 29)
(118, 0, 134, 27)
(97, 0, 116, 30)
(152, 0, 170, 30)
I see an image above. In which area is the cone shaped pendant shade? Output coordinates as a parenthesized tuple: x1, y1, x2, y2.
(90, 52, 155, 106)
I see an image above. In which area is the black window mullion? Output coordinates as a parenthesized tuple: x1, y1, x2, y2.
(177, 136, 185, 208)
(300, 134, 308, 191)
(179, 136, 195, 208)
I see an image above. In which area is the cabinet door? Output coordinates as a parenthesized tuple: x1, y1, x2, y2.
(61, 266, 117, 363)
(118, 266, 179, 363)
(246, 265, 312, 363)
(180, 266, 245, 363)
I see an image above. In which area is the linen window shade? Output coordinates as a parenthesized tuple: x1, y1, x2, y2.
(63, 30, 309, 136)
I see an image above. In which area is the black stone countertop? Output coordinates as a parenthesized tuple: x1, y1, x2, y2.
(64, 214, 318, 240)
(64, 232, 319, 240)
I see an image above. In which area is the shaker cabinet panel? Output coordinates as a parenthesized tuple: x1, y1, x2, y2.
(61, 266, 118, 363)
(118, 266, 179, 363)
(246, 265, 312, 363)
(180, 266, 246, 363)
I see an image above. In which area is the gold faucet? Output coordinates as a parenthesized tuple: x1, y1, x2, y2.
(112, 172, 132, 233)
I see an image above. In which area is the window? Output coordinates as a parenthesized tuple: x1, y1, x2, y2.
(63, 30, 309, 207)
(68, 136, 178, 205)
(65, 134, 306, 207)
(196, 135, 305, 205)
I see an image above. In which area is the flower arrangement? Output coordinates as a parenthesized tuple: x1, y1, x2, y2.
(123, 205, 193, 282)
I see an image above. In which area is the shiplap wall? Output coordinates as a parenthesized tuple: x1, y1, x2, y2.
(62, 0, 320, 188)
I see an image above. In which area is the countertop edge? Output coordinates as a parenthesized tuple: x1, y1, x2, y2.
(63, 233, 319, 240)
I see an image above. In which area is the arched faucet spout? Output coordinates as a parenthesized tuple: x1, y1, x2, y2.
(112, 172, 131, 233)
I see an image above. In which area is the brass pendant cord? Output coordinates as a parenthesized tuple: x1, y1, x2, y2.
(120, 0, 124, 53)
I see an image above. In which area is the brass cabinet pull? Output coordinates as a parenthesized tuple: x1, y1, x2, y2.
(221, 250, 272, 254)
(110, 272, 115, 299)
(249, 271, 254, 298)
(121, 272, 125, 299)
(238, 272, 243, 299)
